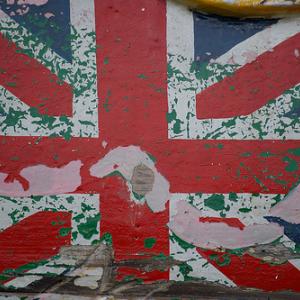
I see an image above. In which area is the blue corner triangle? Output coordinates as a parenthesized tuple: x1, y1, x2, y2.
(265, 216, 300, 245)
(0, 0, 72, 62)
(193, 12, 278, 64)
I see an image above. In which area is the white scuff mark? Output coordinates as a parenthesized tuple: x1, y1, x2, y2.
(268, 183, 300, 224)
(16, 0, 48, 6)
(4, 275, 42, 288)
(90, 146, 170, 212)
(27, 265, 66, 275)
(74, 276, 99, 289)
(101, 140, 108, 149)
(169, 200, 284, 249)
(44, 12, 55, 18)
(295, 48, 300, 58)
(72, 267, 103, 290)
(67, 266, 103, 278)
(0, 160, 82, 196)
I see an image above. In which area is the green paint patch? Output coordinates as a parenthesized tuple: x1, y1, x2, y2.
(228, 193, 238, 202)
(271, 194, 283, 207)
(137, 73, 147, 79)
(241, 152, 251, 157)
(170, 233, 195, 251)
(132, 191, 145, 201)
(144, 237, 156, 249)
(260, 151, 275, 158)
(1, 108, 27, 131)
(147, 152, 157, 163)
(166, 109, 184, 135)
(6, 82, 16, 87)
(81, 202, 94, 212)
(105, 170, 126, 180)
(288, 148, 300, 156)
(209, 253, 231, 267)
(179, 262, 193, 281)
(204, 194, 225, 211)
(227, 248, 245, 256)
(59, 227, 71, 237)
(283, 157, 298, 172)
(103, 57, 109, 64)
(3, 260, 48, 277)
(77, 213, 100, 240)
(239, 207, 252, 213)
(121, 275, 143, 284)
(100, 232, 113, 246)
(73, 213, 85, 222)
(103, 89, 112, 112)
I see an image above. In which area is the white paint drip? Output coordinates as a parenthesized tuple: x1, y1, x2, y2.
(0, 160, 82, 196)
(90, 146, 170, 212)
(169, 200, 284, 249)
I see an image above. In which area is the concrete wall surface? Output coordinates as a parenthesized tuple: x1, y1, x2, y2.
(0, 0, 300, 298)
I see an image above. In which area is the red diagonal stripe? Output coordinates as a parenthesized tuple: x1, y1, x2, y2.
(0, 211, 71, 275)
(197, 33, 300, 119)
(0, 33, 73, 116)
(199, 249, 300, 292)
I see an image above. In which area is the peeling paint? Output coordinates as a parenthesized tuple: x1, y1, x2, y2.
(169, 200, 284, 249)
(0, 161, 82, 196)
(90, 146, 170, 212)
(268, 182, 300, 224)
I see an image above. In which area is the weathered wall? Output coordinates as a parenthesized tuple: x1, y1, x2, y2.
(0, 0, 300, 296)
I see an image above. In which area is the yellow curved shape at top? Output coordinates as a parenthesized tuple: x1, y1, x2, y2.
(178, 0, 300, 17)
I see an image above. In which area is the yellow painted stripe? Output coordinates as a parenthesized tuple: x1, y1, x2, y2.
(177, 0, 300, 17)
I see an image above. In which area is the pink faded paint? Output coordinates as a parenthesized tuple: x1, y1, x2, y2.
(0, 160, 82, 196)
(169, 200, 284, 249)
(269, 183, 300, 224)
(44, 12, 55, 18)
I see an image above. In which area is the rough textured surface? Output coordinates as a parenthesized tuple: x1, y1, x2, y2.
(0, 0, 300, 297)
(1, 244, 300, 299)
(131, 164, 155, 196)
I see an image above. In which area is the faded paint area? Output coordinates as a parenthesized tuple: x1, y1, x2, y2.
(0, 160, 82, 196)
(169, 200, 284, 249)
(90, 146, 170, 212)
(269, 182, 300, 223)
(131, 164, 155, 196)
(72, 268, 103, 290)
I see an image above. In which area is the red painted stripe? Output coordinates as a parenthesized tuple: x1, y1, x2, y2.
(95, 0, 168, 146)
(198, 249, 300, 292)
(199, 217, 245, 230)
(196, 33, 300, 119)
(0, 138, 299, 194)
(0, 33, 73, 116)
(116, 267, 169, 283)
(99, 176, 169, 281)
(0, 211, 71, 275)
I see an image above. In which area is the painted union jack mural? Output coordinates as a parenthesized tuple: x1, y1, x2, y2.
(0, 0, 299, 293)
